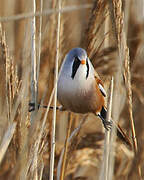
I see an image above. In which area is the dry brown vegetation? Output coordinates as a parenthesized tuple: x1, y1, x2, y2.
(0, 0, 144, 180)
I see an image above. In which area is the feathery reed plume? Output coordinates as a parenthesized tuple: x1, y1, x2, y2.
(124, 48, 138, 154)
(106, 1, 123, 179)
(85, 0, 108, 58)
(85, 0, 117, 77)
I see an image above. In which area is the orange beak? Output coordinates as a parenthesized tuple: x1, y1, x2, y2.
(81, 59, 86, 65)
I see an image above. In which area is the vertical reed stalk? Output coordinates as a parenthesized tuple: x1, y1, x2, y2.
(60, 112, 72, 180)
(37, 0, 43, 83)
(30, 0, 37, 124)
(100, 77, 114, 180)
(49, 0, 62, 179)
(32, 1, 43, 179)
(30, 1, 38, 179)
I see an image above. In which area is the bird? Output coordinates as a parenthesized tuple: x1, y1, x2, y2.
(57, 47, 131, 146)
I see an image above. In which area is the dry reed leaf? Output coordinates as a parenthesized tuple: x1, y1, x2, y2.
(0, 123, 16, 164)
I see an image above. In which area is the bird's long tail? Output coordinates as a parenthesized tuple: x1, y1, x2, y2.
(98, 106, 132, 148)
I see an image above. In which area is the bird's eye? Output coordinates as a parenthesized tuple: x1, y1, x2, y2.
(71, 57, 81, 79)
(74, 57, 80, 63)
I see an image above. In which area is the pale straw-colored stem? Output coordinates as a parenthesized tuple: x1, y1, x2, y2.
(60, 112, 72, 180)
(30, 1, 38, 179)
(49, 0, 62, 179)
(0, 4, 92, 22)
(100, 77, 114, 180)
(30, 0, 37, 123)
(37, 0, 43, 82)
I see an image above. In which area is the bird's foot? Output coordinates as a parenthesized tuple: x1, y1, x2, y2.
(29, 102, 40, 112)
(102, 119, 112, 131)
(50, 105, 65, 111)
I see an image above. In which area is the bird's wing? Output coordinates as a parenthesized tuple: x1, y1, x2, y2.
(94, 72, 106, 97)
(98, 83, 106, 97)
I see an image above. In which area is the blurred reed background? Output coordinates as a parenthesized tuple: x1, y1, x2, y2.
(0, 0, 144, 179)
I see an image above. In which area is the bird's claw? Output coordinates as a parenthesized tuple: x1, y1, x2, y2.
(102, 120, 112, 131)
(29, 102, 35, 112)
(29, 102, 40, 112)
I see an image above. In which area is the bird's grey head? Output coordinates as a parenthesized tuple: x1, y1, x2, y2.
(68, 48, 87, 61)
(66, 48, 89, 79)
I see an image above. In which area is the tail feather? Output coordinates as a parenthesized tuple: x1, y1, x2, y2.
(99, 106, 132, 148)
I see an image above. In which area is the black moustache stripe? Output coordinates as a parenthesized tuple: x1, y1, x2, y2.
(71, 57, 81, 79)
(86, 60, 89, 79)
